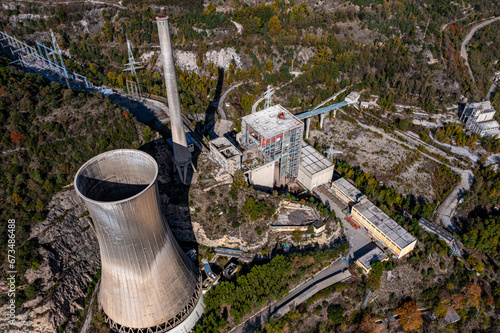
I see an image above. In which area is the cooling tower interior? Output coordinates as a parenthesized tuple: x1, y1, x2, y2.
(75, 150, 155, 202)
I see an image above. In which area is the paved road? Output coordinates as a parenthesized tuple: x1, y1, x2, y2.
(434, 169, 474, 233)
(218, 82, 243, 120)
(230, 260, 350, 333)
(486, 82, 497, 100)
(460, 17, 500, 83)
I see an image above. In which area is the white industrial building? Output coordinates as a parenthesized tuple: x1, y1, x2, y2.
(459, 101, 499, 136)
(208, 137, 242, 174)
(297, 143, 334, 190)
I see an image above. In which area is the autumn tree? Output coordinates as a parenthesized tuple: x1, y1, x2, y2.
(463, 283, 481, 308)
(434, 302, 448, 318)
(357, 313, 379, 333)
(10, 130, 25, 144)
(12, 193, 22, 205)
(267, 15, 282, 37)
(397, 300, 422, 331)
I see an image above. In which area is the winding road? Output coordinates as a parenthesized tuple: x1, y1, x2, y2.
(229, 259, 350, 333)
(460, 17, 500, 83)
(217, 82, 243, 120)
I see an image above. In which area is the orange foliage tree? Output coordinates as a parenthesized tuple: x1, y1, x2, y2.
(10, 130, 25, 144)
(357, 313, 380, 333)
(397, 300, 423, 331)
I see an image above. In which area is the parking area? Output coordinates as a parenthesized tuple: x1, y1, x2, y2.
(343, 220, 376, 261)
(314, 184, 377, 262)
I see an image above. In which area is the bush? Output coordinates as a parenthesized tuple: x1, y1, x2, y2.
(327, 304, 344, 324)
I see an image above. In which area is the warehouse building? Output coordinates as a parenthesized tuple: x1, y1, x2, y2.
(351, 198, 417, 259)
(330, 177, 366, 205)
(297, 143, 334, 190)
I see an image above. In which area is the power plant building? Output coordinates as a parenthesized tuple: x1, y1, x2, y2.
(75, 149, 203, 333)
(209, 137, 242, 174)
(297, 142, 334, 190)
(459, 101, 499, 136)
(351, 198, 417, 259)
(239, 105, 303, 186)
(330, 177, 366, 205)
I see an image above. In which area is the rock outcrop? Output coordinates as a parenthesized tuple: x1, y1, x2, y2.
(0, 190, 100, 333)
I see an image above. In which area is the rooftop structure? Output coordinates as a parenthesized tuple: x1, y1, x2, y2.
(345, 91, 360, 104)
(298, 143, 334, 190)
(222, 263, 239, 280)
(351, 198, 417, 259)
(444, 307, 461, 324)
(330, 178, 366, 205)
(209, 137, 242, 174)
(418, 218, 454, 245)
(355, 246, 388, 274)
(240, 105, 303, 184)
(459, 101, 499, 136)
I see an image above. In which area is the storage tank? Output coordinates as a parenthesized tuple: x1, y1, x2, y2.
(75, 149, 203, 332)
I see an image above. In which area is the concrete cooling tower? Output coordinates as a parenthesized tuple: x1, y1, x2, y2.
(74, 149, 204, 333)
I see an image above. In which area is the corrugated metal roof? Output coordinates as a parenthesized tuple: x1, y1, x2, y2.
(300, 143, 333, 175)
(354, 198, 416, 249)
(331, 178, 365, 202)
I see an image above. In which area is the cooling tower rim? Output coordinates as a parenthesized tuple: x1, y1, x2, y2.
(74, 149, 158, 205)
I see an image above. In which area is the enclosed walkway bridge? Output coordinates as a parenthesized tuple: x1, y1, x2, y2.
(296, 91, 360, 138)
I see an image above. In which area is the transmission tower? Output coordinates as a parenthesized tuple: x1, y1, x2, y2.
(49, 29, 70, 88)
(50, 29, 61, 54)
(124, 39, 142, 75)
(264, 85, 275, 109)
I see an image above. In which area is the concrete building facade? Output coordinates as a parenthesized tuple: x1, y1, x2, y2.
(459, 101, 499, 136)
(297, 143, 334, 190)
(240, 105, 303, 185)
(330, 178, 366, 205)
(355, 246, 388, 274)
(209, 137, 242, 174)
(351, 198, 417, 259)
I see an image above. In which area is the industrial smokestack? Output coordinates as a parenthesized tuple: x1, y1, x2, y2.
(75, 149, 203, 332)
(157, 16, 191, 184)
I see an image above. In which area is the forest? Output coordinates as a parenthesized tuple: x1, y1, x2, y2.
(0, 57, 146, 296)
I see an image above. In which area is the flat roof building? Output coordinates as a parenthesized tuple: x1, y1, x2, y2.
(209, 137, 242, 174)
(459, 101, 499, 136)
(330, 178, 366, 205)
(355, 246, 388, 274)
(351, 198, 417, 259)
(297, 143, 334, 190)
(240, 105, 303, 185)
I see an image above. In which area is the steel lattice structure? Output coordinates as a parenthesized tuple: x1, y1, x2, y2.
(0, 30, 92, 90)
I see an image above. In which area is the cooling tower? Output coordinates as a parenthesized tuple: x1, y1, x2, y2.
(157, 15, 191, 184)
(74, 149, 203, 333)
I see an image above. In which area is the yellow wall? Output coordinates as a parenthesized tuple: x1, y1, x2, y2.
(351, 207, 414, 259)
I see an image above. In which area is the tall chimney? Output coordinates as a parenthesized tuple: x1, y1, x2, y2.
(75, 149, 204, 332)
(156, 16, 191, 184)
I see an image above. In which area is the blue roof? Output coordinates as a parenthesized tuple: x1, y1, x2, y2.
(166, 133, 194, 145)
